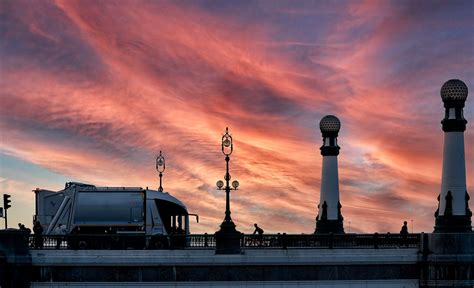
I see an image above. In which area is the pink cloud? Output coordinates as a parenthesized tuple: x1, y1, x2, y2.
(0, 0, 472, 234)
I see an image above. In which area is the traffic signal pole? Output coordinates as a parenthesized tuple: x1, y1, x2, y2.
(3, 194, 11, 229)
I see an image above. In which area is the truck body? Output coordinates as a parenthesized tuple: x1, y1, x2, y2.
(34, 182, 194, 237)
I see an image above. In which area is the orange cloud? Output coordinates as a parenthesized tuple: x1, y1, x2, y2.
(0, 0, 472, 234)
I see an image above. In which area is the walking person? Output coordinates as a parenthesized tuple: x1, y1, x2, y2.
(33, 220, 44, 249)
(400, 221, 409, 247)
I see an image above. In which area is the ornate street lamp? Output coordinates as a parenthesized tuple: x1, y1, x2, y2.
(156, 151, 165, 192)
(215, 127, 241, 254)
(216, 128, 240, 224)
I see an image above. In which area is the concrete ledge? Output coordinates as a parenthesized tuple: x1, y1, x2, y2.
(426, 254, 474, 262)
(421, 280, 473, 287)
(31, 248, 420, 266)
(427, 233, 474, 254)
(31, 280, 419, 287)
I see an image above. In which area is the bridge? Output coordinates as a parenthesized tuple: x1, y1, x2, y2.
(1, 231, 473, 287)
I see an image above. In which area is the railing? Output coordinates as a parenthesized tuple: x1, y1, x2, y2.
(241, 233, 420, 249)
(28, 233, 420, 250)
(28, 234, 217, 250)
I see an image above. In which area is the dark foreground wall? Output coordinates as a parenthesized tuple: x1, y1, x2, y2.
(32, 264, 417, 282)
(0, 230, 32, 288)
(419, 233, 474, 287)
(29, 247, 421, 287)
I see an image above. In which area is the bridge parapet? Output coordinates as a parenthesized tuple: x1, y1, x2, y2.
(27, 233, 421, 250)
(30, 248, 420, 284)
(2, 232, 473, 287)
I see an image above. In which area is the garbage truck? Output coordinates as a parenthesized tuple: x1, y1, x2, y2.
(34, 182, 198, 248)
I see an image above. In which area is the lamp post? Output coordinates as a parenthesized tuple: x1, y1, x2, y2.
(215, 127, 241, 254)
(156, 151, 165, 192)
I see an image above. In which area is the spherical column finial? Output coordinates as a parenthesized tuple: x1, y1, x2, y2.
(441, 79, 468, 105)
(440, 79, 468, 132)
(319, 115, 341, 156)
(320, 115, 341, 137)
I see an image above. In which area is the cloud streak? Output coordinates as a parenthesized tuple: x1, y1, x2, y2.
(0, 0, 473, 233)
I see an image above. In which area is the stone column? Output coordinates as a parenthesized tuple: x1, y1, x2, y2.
(434, 79, 472, 232)
(315, 115, 344, 234)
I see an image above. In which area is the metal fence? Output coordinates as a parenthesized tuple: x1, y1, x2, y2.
(29, 234, 215, 250)
(241, 233, 420, 249)
(29, 233, 420, 250)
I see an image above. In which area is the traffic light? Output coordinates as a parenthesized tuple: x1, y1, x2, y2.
(3, 194, 11, 210)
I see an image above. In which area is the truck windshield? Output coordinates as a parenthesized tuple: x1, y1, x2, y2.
(155, 200, 187, 234)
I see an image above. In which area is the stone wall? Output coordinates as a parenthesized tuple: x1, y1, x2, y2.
(2, 232, 473, 287)
(29, 249, 419, 284)
(419, 233, 474, 287)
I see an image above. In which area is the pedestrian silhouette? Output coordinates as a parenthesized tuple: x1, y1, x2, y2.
(400, 221, 409, 247)
(19, 223, 31, 234)
(33, 220, 44, 249)
(400, 221, 409, 235)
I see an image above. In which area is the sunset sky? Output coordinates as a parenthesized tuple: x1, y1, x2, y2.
(0, 0, 473, 234)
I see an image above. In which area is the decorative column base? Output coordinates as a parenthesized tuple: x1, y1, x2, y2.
(315, 219, 344, 234)
(434, 191, 472, 233)
(434, 215, 472, 233)
(215, 222, 241, 254)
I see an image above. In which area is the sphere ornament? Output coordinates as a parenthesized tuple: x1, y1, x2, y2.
(320, 115, 341, 134)
(232, 180, 239, 189)
(441, 79, 468, 102)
